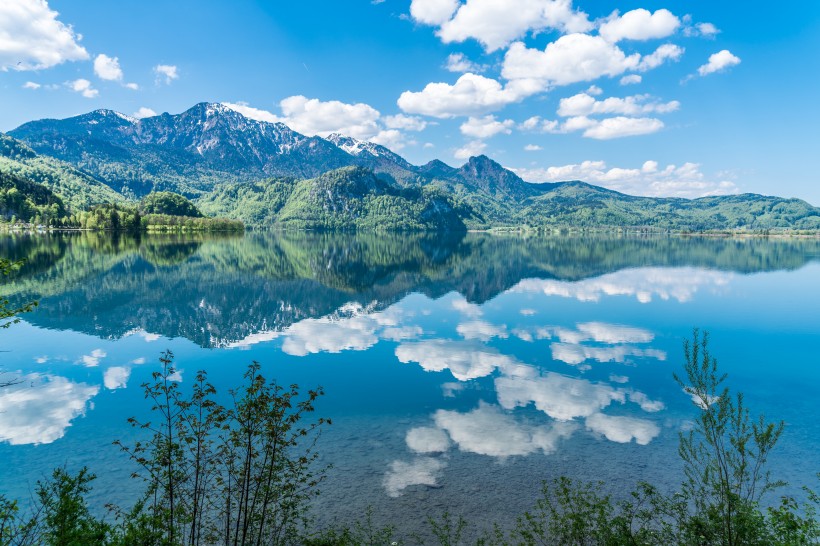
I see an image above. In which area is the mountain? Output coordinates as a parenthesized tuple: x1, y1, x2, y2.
(200, 166, 465, 231)
(0, 132, 125, 211)
(7, 103, 820, 231)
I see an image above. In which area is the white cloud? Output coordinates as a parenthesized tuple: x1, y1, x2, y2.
(598, 9, 680, 43)
(512, 159, 740, 198)
(524, 144, 542, 151)
(444, 52, 485, 73)
(398, 73, 525, 118)
(609, 374, 629, 384)
(280, 95, 382, 139)
(410, 0, 460, 26)
(496, 373, 624, 421)
(23, 81, 41, 89)
(585, 413, 660, 445)
(684, 21, 720, 38)
(103, 366, 130, 390)
(519, 116, 561, 133)
(0, 0, 88, 70)
(619, 74, 642, 85)
(418, 0, 592, 52)
(154, 64, 178, 84)
(383, 457, 447, 497)
(124, 82, 139, 90)
(637, 44, 684, 71)
(94, 53, 123, 81)
(557, 92, 679, 117)
(460, 115, 515, 138)
(454, 139, 487, 160)
(0, 373, 99, 445)
(67, 78, 98, 99)
(586, 85, 603, 96)
(582, 116, 664, 139)
(456, 320, 508, 341)
(132, 107, 158, 119)
(80, 348, 106, 367)
(383, 113, 428, 131)
(434, 402, 577, 457)
(696, 22, 719, 37)
(697, 50, 741, 76)
(222, 102, 281, 123)
(508, 267, 733, 304)
(395, 339, 521, 381)
(406, 426, 451, 453)
(502, 34, 640, 87)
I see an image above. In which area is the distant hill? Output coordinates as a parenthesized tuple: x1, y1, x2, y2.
(7, 103, 820, 231)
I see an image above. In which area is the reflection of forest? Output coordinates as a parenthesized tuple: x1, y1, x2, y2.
(2, 231, 819, 347)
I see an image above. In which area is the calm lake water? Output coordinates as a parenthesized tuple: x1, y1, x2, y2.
(1, 231, 819, 536)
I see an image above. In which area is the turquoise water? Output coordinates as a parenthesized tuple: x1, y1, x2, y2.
(0, 232, 818, 534)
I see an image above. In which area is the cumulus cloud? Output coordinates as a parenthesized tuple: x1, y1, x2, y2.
(410, 0, 460, 26)
(225, 97, 422, 147)
(619, 74, 642, 85)
(434, 402, 577, 457)
(23, 81, 41, 89)
(508, 267, 733, 304)
(279, 95, 382, 139)
(0, 0, 88, 70)
(103, 366, 130, 390)
(598, 9, 680, 43)
(398, 73, 525, 118)
(637, 44, 684, 71)
(585, 413, 660, 445)
(0, 373, 99, 445)
(524, 144, 542, 151)
(444, 52, 485, 73)
(697, 50, 741, 76)
(93, 53, 123, 81)
(154, 64, 178, 84)
(383, 113, 428, 131)
(460, 115, 515, 138)
(512, 159, 740, 198)
(454, 139, 487, 160)
(406, 426, 451, 453)
(132, 107, 158, 119)
(582, 116, 664, 139)
(395, 339, 523, 381)
(557, 92, 679, 117)
(222, 102, 281, 123)
(67, 78, 98, 99)
(496, 373, 624, 421)
(502, 34, 640, 86)
(412, 0, 592, 52)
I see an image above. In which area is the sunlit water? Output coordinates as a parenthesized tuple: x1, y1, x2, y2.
(1, 231, 818, 536)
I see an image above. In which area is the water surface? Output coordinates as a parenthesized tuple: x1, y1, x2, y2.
(1, 231, 818, 535)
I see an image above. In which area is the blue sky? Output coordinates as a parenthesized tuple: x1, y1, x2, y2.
(1, 0, 819, 203)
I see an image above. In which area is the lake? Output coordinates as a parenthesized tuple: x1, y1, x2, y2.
(1, 231, 819, 537)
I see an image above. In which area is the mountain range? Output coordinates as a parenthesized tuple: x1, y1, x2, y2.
(2, 102, 819, 231)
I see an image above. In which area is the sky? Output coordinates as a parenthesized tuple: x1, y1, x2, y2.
(1, 0, 819, 203)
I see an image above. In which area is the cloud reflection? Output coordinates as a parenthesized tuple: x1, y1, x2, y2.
(0, 374, 99, 445)
(511, 267, 732, 303)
